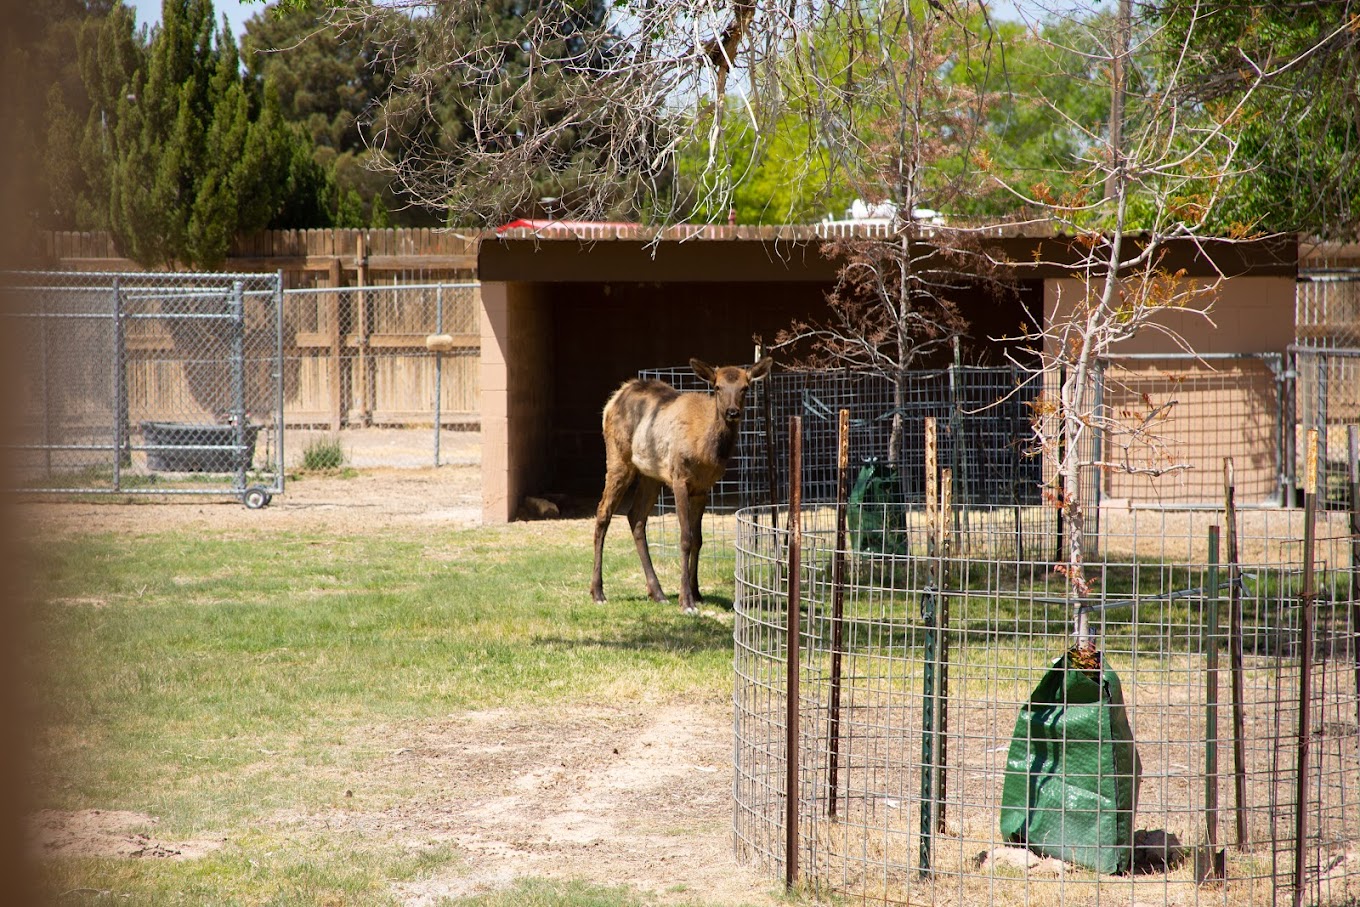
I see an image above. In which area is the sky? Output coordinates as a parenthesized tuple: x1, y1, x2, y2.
(127, 0, 265, 39)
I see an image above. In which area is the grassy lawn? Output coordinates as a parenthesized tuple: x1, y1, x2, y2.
(26, 519, 768, 907)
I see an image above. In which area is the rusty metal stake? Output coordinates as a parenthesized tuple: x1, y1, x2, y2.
(827, 409, 850, 820)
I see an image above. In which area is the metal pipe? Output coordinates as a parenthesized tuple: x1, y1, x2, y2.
(1348, 425, 1359, 741)
(1294, 429, 1319, 907)
(1225, 458, 1249, 850)
(1205, 524, 1221, 870)
(112, 277, 124, 492)
(231, 281, 247, 495)
(435, 284, 444, 468)
(275, 271, 286, 497)
(919, 585, 937, 879)
(784, 414, 802, 891)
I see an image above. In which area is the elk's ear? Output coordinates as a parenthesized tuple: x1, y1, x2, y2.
(749, 357, 773, 381)
(690, 358, 717, 384)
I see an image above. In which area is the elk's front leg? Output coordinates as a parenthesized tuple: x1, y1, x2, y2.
(687, 494, 708, 603)
(628, 477, 666, 602)
(673, 481, 699, 613)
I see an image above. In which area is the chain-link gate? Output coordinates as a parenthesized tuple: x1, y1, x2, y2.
(4, 271, 284, 507)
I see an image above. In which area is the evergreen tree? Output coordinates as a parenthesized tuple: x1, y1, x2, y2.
(35, 1, 339, 265)
(363, 0, 645, 224)
(242, 0, 410, 224)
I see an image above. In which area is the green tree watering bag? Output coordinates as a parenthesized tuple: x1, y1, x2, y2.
(848, 460, 908, 556)
(1000, 646, 1141, 874)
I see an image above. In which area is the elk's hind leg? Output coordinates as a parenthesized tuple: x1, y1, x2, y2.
(627, 476, 666, 603)
(591, 463, 636, 602)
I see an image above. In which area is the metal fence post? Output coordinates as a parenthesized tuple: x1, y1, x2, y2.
(827, 408, 850, 820)
(1224, 458, 1249, 850)
(275, 271, 286, 495)
(1349, 425, 1360, 735)
(1318, 352, 1329, 488)
(231, 280, 246, 495)
(434, 284, 444, 468)
(785, 414, 803, 891)
(1294, 428, 1319, 907)
(112, 276, 124, 492)
(1205, 524, 1221, 873)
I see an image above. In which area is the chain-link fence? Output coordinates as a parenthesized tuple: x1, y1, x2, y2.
(281, 282, 480, 426)
(4, 271, 284, 506)
(281, 281, 479, 466)
(734, 486, 1360, 905)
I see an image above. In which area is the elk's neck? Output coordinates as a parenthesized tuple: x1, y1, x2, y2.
(710, 412, 740, 464)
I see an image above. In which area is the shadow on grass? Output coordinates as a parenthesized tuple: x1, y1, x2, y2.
(541, 596, 736, 655)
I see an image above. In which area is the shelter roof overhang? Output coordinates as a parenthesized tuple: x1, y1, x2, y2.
(477, 222, 1297, 284)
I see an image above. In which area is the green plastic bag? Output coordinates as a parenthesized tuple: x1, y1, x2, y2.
(848, 459, 908, 556)
(999, 646, 1141, 874)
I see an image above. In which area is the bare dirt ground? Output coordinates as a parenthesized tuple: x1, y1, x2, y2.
(24, 429, 486, 537)
(31, 703, 779, 906)
(24, 430, 784, 906)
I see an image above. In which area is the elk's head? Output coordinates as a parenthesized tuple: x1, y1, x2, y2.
(691, 357, 773, 424)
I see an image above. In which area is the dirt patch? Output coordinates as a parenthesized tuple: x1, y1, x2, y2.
(22, 464, 483, 538)
(28, 704, 778, 904)
(277, 702, 778, 906)
(21, 429, 485, 538)
(29, 809, 225, 861)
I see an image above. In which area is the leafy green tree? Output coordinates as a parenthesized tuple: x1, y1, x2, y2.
(1152, 1, 1360, 240)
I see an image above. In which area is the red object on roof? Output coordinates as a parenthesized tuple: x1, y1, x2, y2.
(496, 219, 638, 233)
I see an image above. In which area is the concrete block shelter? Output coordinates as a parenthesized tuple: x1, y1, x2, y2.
(477, 224, 1296, 523)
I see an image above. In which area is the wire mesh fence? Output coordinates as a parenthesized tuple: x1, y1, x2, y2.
(640, 364, 1045, 586)
(3, 270, 284, 505)
(733, 446, 1360, 906)
(1096, 354, 1290, 508)
(643, 351, 1356, 591)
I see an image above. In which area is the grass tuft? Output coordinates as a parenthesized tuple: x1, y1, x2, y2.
(300, 435, 346, 472)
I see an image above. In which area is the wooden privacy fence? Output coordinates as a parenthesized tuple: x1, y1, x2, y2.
(42, 228, 479, 288)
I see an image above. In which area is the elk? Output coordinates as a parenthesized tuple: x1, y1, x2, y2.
(590, 357, 773, 613)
